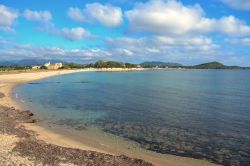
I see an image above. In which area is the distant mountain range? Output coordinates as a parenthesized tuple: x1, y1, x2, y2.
(140, 61, 182, 67)
(0, 58, 65, 66)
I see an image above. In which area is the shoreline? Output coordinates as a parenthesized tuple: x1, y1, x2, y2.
(0, 69, 218, 166)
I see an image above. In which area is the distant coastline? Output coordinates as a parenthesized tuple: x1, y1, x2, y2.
(1, 60, 250, 73)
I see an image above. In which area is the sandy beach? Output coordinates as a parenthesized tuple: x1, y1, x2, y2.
(0, 69, 219, 166)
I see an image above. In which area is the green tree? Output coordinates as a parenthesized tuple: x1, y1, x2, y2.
(125, 63, 137, 68)
(40, 65, 48, 70)
(94, 60, 107, 68)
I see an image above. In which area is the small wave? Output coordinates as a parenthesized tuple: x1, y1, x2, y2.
(28, 83, 41, 85)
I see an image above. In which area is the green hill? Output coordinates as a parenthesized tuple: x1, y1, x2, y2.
(193, 61, 225, 69)
(191, 61, 241, 69)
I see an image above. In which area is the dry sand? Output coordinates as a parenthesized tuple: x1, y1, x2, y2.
(0, 69, 219, 166)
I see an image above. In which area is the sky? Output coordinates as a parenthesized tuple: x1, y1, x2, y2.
(0, 0, 250, 66)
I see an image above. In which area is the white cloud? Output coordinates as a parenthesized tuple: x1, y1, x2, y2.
(106, 36, 219, 63)
(115, 49, 134, 56)
(68, 49, 112, 58)
(239, 38, 250, 46)
(125, 0, 250, 37)
(107, 36, 218, 51)
(60, 27, 91, 41)
(105, 36, 250, 66)
(225, 38, 250, 46)
(217, 16, 250, 37)
(156, 36, 218, 51)
(24, 9, 52, 22)
(125, 0, 214, 35)
(0, 38, 112, 62)
(0, 5, 19, 31)
(221, 0, 250, 10)
(67, 3, 123, 27)
(27, 18, 92, 41)
(86, 3, 123, 27)
(67, 7, 84, 22)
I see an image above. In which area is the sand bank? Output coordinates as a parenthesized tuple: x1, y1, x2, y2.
(0, 69, 219, 166)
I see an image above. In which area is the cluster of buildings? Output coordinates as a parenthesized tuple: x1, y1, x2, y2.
(32, 62, 63, 70)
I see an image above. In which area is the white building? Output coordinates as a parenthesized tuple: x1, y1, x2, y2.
(44, 62, 50, 67)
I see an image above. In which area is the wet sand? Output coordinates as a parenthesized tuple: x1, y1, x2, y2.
(0, 69, 219, 166)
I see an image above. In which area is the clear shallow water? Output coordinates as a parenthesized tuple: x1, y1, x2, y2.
(15, 70, 250, 165)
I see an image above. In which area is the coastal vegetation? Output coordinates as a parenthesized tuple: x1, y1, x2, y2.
(0, 65, 31, 71)
(61, 60, 137, 69)
(1, 59, 250, 71)
(40, 65, 48, 70)
(46, 61, 250, 70)
(140, 61, 182, 68)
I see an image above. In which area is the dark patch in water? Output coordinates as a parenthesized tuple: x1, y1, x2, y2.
(95, 119, 250, 166)
(72, 105, 83, 110)
(54, 119, 90, 132)
(28, 82, 61, 85)
(29, 81, 90, 85)
(56, 106, 67, 109)
(28, 83, 41, 85)
(73, 81, 90, 84)
(55, 118, 86, 128)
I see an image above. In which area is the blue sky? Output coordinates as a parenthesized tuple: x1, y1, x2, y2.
(0, 0, 250, 65)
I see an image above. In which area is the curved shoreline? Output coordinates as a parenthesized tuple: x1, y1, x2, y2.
(0, 69, 218, 166)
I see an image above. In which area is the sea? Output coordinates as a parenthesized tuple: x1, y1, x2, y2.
(14, 70, 250, 165)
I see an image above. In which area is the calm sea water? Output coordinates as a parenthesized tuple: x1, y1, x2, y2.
(15, 70, 250, 165)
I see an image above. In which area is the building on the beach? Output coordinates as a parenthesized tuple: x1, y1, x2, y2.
(44, 62, 51, 67)
(137, 65, 142, 68)
(32, 65, 41, 70)
(44, 62, 63, 70)
(32, 62, 62, 70)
